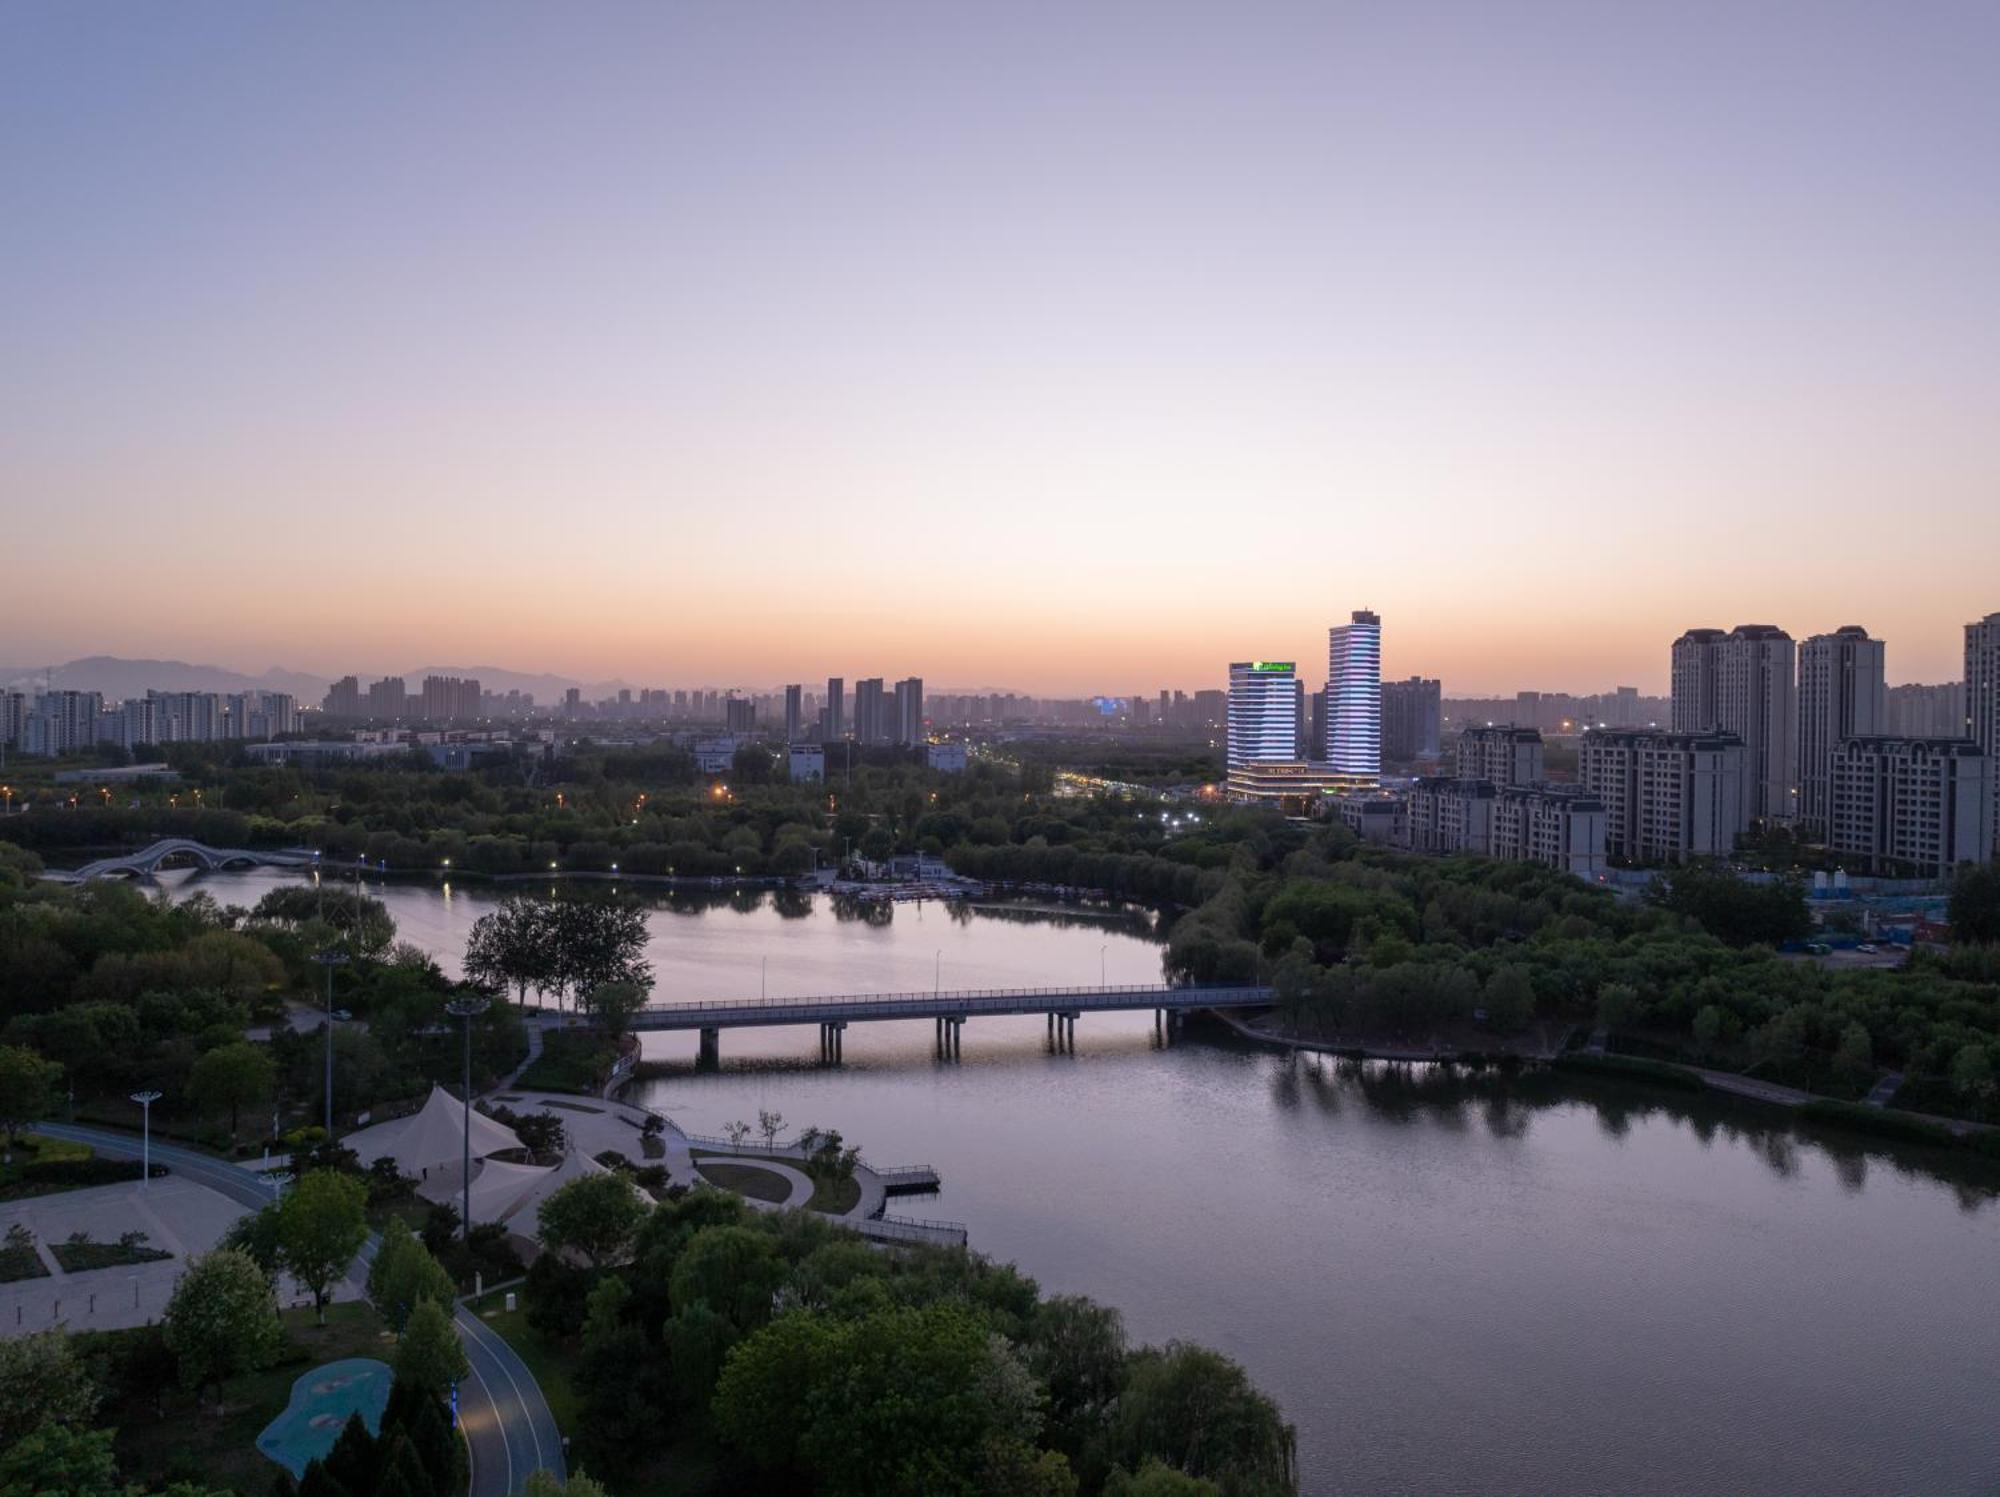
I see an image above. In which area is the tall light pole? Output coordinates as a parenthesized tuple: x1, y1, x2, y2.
(130, 1090, 161, 1190)
(445, 995, 489, 1241)
(311, 950, 349, 1139)
(1100, 944, 1107, 988)
(935, 949, 941, 997)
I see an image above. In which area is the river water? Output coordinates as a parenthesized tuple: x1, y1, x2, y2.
(161, 869, 2000, 1495)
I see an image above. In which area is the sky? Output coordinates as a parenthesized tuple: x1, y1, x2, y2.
(2, 1, 1996, 695)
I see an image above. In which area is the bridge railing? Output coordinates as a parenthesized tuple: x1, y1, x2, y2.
(635, 982, 1268, 1019)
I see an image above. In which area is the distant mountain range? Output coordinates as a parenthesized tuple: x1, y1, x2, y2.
(0, 656, 619, 705)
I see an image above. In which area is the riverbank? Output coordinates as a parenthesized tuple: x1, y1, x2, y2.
(1211, 1007, 2000, 1153)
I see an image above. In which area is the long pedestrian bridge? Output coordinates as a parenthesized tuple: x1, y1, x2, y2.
(44, 838, 318, 883)
(627, 982, 1276, 1064)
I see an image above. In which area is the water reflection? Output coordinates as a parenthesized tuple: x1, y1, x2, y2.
(1269, 1047, 1996, 1210)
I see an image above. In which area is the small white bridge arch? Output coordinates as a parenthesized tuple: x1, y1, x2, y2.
(43, 839, 318, 883)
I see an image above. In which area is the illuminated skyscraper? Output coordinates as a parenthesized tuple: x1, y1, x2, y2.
(1227, 661, 1299, 770)
(1326, 610, 1382, 782)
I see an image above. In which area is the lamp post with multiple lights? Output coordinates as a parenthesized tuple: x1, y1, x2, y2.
(445, 995, 490, 1240)
(130, 1090, 161, 1189)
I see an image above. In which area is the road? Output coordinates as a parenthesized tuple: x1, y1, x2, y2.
(38, 1122, 564, 1497)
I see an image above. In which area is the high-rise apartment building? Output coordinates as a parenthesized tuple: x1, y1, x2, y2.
(1326, 610, 1382, 783)
(825, 677, 846, 740)
(0, 691, 27, 748)
(1227, 662, 1300, 772)
(1579, 728, 1746, 863)
(323, 676, 361, 719)
(1381, 676, 1442, 761)
(894, 677, 925, 746)
(22, 691, 104, 756)
(1828, 737, 1992, 876)
(852, 678, 886, 744)
(1795, 626, 1886, 836)
(1455, 725, 1544, 786)
(725, 696, 756, 733)
(419, 675, 481, 723)
(783, 684, 804, 742)
(364, 676, 407, 720)
(1671, 624, 1795, 826)
(1968, 613, 2000, 854)
(1887, 683, 1964, 738)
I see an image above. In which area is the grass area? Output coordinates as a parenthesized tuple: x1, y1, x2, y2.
(51, 1234, 172, 1272)
(688, 1148, 862, 1216)
(0, 1236, 49, 1282)
(808, 1175, 862, 1215)
(103, 1302, 394, 1495)
(515, 1029, 619, 1095)
(466, 1292, 581, 1433)
(694, 1161, 793, 1204)
(0, 1132, 148, 1202)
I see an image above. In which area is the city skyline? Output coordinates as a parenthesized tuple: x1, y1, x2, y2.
(5, 4, 1998, 692)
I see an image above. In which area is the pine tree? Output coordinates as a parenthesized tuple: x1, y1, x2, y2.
(321, 1412, 380, 1496)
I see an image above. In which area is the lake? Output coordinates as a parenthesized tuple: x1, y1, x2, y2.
(161, 868, 2000, 1495)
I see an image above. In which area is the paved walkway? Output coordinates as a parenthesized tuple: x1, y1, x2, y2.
(31, 1123, 563, 1497)
(0, 1171, 356, 1336)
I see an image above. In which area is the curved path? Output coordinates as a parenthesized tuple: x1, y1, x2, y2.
(42, 839, 316, 883)
(38, 1123, 563, 1497)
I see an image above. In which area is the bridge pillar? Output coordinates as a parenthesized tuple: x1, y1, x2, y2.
(697, 1027, 720, 1070)
(1064, 1013, 1076, 1050)
(832, 1022, 845, 1064)
(948, 1017, 962, 1060)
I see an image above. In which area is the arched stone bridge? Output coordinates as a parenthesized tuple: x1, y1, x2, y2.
(43, 839, 318, 883)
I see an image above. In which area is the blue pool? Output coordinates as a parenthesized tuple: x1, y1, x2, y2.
(255, 1358, 393, 1476)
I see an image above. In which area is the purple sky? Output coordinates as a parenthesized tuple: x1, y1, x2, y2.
(3, 1, 1996, 693)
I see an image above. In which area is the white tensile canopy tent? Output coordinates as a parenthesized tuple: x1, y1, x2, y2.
(343, 1084, 524, 1178)
(495, 1146, 615, 1228)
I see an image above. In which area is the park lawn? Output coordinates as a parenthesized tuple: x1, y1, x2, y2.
(107, 1302, 394, 1495)
(515, 1030, 618, 1095)
(692, 1161, 792, 1204)
(466, 1293, 580, 1434)
(49, 1236, 172, 1272)
(808, 1175, 861, 1215)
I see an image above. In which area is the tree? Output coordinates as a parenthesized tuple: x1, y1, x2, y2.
(1832, 1022, 1874, 1082)
(756, 1109, 786, 1151)
(0, 1422, 122, 1497)
(714, 1303, 1042, 1497)
(1109, 1342, 1294, 1493)
(393, 1298, 469, 1400)
(188, 1040, 277, 1142)
(367, 1220, 456, 1332)
(163, 1249, 282, 1404)
(549, 898, 653, 1011)
(1481, 967, 1537, 1033)
(537, 1172, 647, 1267)
(1031, 1295, 1128, 1455)
(463, 898, 555, 1008)
(669, 1225, 786, 1333)
(1947, 860, 2000, 945)
(521, 1472, 612, 1497)
(1594, 983, 1641, 1032)
(580, 980, 646, 1038)
(0, 1331, 99, 1445)
(277, 1170, 369, 1324)
(1649, 863, 1812, 948)
(1103, 1460, 1221, 1497)
(0, 1046, 61, 1152)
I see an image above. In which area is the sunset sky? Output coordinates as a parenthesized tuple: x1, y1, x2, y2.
(4, 2, 1996, 695)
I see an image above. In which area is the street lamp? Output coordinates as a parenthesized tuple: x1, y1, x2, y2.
(1100, 944, 1108, 988)
(130, 1091, 162, 1190)
(311, 950, 350, 1139)
(445, 995, 490, 1240)
(267, 1169, 294, 1204)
